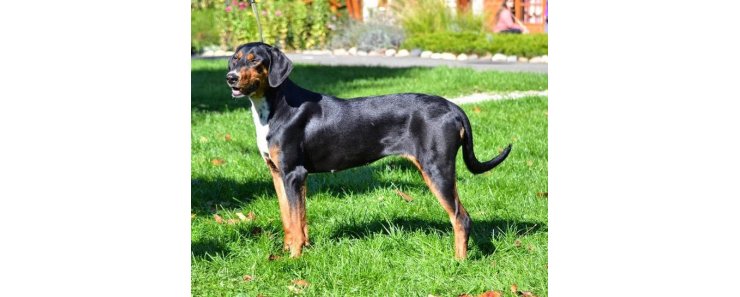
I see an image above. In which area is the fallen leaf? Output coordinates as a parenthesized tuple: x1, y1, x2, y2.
(473, 106, 482, 113)
(287, 285, 303, 294)
(395, 189, 414, 202)
(225, 133, 232, 141)
(536, 192, 548, 198)
(251, 227, 263, 236)
(236, 212, 247, 221)
(246, 211, 256, 221)
(511, 284, 518, 294)
(527, 244, 535, 252)
(227, 218, 238, 225)
(268, 254, 281, 261)
(519, 291, 536, 297)
(213, 214, 224, 224)
(526, 160, 533, 167)
(211, 159, 226, 166)
(243, 275, 253, 282)
(292, 279, 309, 287)
(514, 239, 522, 247)
(478, 291, 502, 297)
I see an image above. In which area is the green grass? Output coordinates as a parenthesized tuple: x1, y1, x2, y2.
(192, 59, 548, 296)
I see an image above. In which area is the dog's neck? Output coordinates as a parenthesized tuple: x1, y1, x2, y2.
(263, 79, 323, 109)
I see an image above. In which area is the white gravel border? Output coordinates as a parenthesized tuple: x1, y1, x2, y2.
(449, 90, 548, 105)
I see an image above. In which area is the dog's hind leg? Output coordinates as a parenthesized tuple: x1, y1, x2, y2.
(405, 155, 471, 259)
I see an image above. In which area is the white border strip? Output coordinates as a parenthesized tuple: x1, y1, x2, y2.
(449, 90, 548, 105)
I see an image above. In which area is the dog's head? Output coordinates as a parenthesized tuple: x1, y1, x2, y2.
(226, 42, 293, 98)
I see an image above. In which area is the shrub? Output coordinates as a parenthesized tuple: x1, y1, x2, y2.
(403, 32, 547, 57)
(190, 0, 335, 51)
(191, 8, 222, 53)
(330, 20, 405, 51)
(391, 0, 486, 35)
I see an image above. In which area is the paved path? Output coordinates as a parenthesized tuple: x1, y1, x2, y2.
(449, 90, 548, 105)
(194, 54, 548, 73)
(287, 54, 547, 73)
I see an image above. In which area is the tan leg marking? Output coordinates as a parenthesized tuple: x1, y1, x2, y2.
(265, 157, 292, 251)
(402, 155, 469, 259)
(270, 145, 308, 257)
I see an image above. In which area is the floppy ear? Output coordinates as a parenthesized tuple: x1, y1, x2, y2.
(267, 46, 293, 87)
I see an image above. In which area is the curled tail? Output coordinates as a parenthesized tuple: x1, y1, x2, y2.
(459, 109, 512, 174)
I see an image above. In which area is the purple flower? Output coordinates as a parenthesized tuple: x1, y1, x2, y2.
(225, 5, 232, 12)
(275, 10, 283, 17)
(238, 2, 247, 10)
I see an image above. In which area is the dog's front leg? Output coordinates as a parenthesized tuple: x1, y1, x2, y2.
(265, 159, 309, 257)
(281, 166, 308, 257)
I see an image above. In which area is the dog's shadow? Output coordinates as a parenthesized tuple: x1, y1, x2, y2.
(191, 159, 422, 214)
(330, 217, 545, 258)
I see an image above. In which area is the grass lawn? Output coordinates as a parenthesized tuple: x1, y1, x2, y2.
(192, 59, 548, 296)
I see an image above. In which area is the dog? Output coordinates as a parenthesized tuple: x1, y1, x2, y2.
(226, 42, 512, 259)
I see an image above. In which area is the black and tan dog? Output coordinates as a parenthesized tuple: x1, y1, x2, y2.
(226, 42, 512, 259)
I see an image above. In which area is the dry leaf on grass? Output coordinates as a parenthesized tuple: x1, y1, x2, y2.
(246, 211, 256, 221)
(478, 291, 502, 297)
(227, 218, 238, 225)
(514, 239, 522, 247)
(292, 279, 309, 287)
(288, 279, 309, 293)
(213, 214, 224, 224)
(251, 227, 263, 236)
(395, 189, 414, 202)
(511, 284, 518, 294)
(473, 106, 482, 113)
(236, 212, 247, 221)
(243, 275, 253, 282)
(211, 159, 226, 166)
(518, 291, 536, 297)
(268, 254, 281, 261)
(225, 133, 232, 141)
(536, 192, 548, 198)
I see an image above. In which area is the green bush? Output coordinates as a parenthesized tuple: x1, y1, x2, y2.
(191, 8, 222, 53)
(330, 20, 405, 51)
(392, 0, 486, 35)
(191, 0, 335, 51)
(403, 32, 548, 57)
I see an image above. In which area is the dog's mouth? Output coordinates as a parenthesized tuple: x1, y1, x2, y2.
(231, 83, 259, 99)
(231, 87, 245, 98)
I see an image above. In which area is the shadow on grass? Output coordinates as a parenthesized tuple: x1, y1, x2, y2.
(192, 63, 420, 112)
(191, 238, 229, 260)
(191, 159, 423, 215)
(331, 217, 545, 258)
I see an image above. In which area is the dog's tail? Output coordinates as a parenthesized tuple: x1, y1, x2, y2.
(458, 108, 512, 175)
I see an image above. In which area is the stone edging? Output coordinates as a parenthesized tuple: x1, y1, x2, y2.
(199, 47, 548, 64)
(449, 90, 548, 105)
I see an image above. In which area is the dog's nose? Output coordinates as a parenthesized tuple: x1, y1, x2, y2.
(226, 73, 238, 84)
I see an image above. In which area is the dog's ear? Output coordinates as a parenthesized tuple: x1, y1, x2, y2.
(267, 46, 293, 88)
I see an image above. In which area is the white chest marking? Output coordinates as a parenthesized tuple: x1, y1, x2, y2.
(249, 97, 270, 159)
